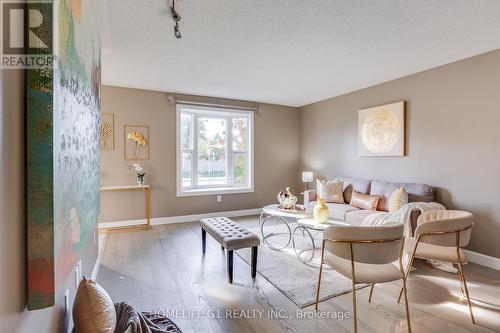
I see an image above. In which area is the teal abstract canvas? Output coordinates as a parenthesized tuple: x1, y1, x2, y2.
(27, 0, 101, 310)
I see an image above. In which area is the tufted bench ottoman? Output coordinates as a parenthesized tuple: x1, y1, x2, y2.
(200, 217, 260, 284)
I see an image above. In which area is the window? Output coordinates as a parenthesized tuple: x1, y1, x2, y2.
(176, 104, 254, 196)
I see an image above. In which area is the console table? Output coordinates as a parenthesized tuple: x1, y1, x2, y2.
(99, 185, 151, 233)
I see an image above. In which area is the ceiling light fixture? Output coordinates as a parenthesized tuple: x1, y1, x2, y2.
(170, 0, 182, 39)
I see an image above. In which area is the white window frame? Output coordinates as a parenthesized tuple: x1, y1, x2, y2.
(176, 104, 254, 197)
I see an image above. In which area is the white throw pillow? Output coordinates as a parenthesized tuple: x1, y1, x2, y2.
(317, 179, 344, 204)
(388, 186, 408, 212)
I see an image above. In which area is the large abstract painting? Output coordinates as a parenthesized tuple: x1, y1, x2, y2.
(27, 0, 101, 310)
(358, 101, 406, 157)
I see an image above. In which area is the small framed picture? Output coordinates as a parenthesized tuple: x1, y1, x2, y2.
(100, 113, 115, 151)
(124, 125, 149, 160)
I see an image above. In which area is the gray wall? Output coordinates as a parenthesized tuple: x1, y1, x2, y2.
(0, 70, 98, 333)
(299, 49, 500, 258)
(100, 86, 301, 222)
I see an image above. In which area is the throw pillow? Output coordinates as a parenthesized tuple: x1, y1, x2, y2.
(73, 277, 116, 333)
(388, 186, 408, 212)
(350, 191, 380, 211)
(317, 179, 344, 203)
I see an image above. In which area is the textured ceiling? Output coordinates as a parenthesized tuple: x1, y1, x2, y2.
(101, 0, 500, 107)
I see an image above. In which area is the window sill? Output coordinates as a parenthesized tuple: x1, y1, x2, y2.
(177, 187, 254, 197)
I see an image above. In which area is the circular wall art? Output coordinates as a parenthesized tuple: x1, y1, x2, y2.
(361, 109, 400, 154)
(358, 101, 405, 156)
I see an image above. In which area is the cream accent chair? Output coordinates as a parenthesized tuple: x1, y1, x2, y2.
(315, 224, 411, 333)
(397, 210, 475, 324)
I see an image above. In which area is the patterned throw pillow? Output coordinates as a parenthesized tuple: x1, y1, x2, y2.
(317, 179, 345, 204)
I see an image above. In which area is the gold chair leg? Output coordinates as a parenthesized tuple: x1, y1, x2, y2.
(458, 268, 466, 297)
(349, 243, 357, 333)
(402, 278, 412, 333)
(398, 250, 417, 303)
(458, 259, 476, 324)
(315, 240, 326, 311)
(368, 283, 375, 303)
(315, 262, 324, 311)
(352, 278, 357, 333)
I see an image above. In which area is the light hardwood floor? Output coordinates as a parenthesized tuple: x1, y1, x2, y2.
(97, 216, 500, 333)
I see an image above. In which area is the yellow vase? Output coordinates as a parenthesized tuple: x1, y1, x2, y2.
(313, 198, 329, 223)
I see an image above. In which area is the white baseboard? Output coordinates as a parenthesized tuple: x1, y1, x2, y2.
(98, 208, 263, 229)
(151, 208, 262, 225)
(464, 249, 500, 271)
(98, 219, 148, 229)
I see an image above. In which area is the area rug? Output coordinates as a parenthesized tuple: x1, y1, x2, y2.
(236, 223, 368, 308)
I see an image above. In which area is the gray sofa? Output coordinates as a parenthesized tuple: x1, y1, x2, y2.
(304, 177, 435, 230)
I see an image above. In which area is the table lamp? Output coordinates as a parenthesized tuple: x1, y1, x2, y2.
(302, 171, 314, 191)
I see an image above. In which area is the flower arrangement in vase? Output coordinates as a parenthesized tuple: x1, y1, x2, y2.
(129, 163, 146, 186)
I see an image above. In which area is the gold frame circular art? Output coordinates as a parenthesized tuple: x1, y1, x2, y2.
(361, 109, 401, 154)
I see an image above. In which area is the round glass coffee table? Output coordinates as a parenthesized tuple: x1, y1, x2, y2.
(259, 204, 312, 250)
(293, 218, 349, 264)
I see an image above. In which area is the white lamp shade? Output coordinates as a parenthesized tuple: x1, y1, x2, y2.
(302, 171, 313, 183)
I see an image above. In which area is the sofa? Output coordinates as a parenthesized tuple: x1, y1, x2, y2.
(304, 177, 435, 232)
